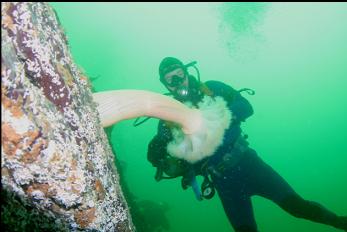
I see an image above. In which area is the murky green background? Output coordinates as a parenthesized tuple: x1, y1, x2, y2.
(51, 3, 347, 232)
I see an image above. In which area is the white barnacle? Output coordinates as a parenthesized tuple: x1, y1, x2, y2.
(23, 89, 30, 99)
(86, 199, 95, 208)
(12, 9, 19, 19)
(5, 109, 33, 134)
(13, 167, 34, 186)
(31, 190, 45, 201)
(51, 75, 62, 86)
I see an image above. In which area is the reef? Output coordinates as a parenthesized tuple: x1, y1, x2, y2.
(1, 2, 134, 231)
(105, 127, 171, 232)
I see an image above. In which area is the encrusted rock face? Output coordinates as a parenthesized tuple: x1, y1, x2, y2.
(1, 2, 134, 231)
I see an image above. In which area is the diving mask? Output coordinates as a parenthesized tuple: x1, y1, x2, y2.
(165, 74, 186, 87)
(164, 73, 191, 101)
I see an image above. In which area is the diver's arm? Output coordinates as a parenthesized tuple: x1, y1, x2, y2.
(205, 80, 254, 122)
(147, 135, 167, 167)
(231, 93, 253, 122)
(147, 121, 171, 167)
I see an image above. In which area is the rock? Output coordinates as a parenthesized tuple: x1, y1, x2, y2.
(1, 2, 134, 231)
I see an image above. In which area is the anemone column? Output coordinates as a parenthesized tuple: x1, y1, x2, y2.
(93, 90, 232, 163)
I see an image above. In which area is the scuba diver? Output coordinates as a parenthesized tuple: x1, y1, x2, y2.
(146, 57, 347, 232)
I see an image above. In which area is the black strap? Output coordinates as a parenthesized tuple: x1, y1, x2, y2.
(133, 92, 172, 127)
(238, 88, 255, 95)
(133, 116, 152, 127)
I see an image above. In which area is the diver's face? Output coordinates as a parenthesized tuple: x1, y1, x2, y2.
(163, 68, 188, 92)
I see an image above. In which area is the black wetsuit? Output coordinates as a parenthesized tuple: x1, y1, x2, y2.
(148, 80, 346, 232)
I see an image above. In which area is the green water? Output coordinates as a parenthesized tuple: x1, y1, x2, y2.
(51, 3, 347, 232)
